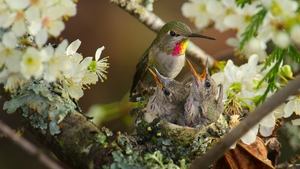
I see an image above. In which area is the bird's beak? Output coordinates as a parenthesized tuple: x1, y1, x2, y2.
(187, 33, 215, 40)
(199, 67, 207, 80)
(187, 59, 208, 82)
(148, 68, 163, 89)
(200, 58, 209, 80)
(186, 59, 200, 81)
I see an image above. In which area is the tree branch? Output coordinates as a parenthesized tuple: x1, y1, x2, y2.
(0, 119, 64, 169)
(110, 0, 215, 66)
(190, 75, 300, 169)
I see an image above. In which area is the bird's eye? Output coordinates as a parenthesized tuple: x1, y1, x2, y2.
(205, 80, 211, 88)
(163, 88, 171, 96)
(169, 30, 176, 37)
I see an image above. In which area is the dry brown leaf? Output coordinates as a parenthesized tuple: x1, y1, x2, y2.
(214, 137, 275, 169)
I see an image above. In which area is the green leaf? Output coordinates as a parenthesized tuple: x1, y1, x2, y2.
(287, 45, 300, 63)
(263, 47, 285, 70)
(256, 47, 285, 105)
(240, 8, 267, 50)
(235, 0, 252, 7)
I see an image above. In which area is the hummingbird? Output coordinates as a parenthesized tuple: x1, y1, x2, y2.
(144, 68, 189, 125)
(130, 21, 215, 102)
(184, 59, 223, 128)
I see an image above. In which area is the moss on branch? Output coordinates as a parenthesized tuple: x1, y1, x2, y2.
(2, 80, 229, 169)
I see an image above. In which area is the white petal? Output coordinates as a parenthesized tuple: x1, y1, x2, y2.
(55, 40, 68, 55)
(62, 0, 76, 16)
(0, 12, 15, 28)
(5, 0, 29, 9)
(25, 6, 40, 21)
(206, 0, 224, 17)
(95, 46, 105, 61)
(181, 3, 197, 17)
(272, 31, 290, 48)
(291, 25, 300, 45)
(260, 113, 276, 128)
(80, 57, 93, 69)
(226, 37, 239, 47)
(48, 20, 65, 37)
(5, 51, 21, 72)
(45, 6, 65, 20)
(68, 84, 83, 100)
(2, 32, 17, 48)
(224, 15, 243, 29)
(259, 126, 274, 137)
(284, 99, 296, 118)
(28, 21, 42, 35)
(273, 104, 284, 118)
(11, 20, 26, 36)
(41, 45, 54, 61)
(35, 28, 48, 48)
(211, 72, 224, 86)
(241, 125, 258, 145)
(195, 16, 210, 30)
(66, 39, 81, 55)
(261, 0, 272, 8)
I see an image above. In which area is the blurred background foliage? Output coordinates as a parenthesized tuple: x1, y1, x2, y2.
(1, 0, 297, 169)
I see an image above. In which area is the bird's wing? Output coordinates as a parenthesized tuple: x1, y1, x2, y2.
(129, 47, 150, 101)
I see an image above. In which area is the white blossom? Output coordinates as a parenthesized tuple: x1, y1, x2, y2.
(212, 54, 265, 103)
(181, 0, 212, 30)
(0, 1, 109, 101)
(291, 25, 300, 45)
(283, 96, 300, 118)
(211, 54, 280, 144)
(20, 47, 44, 79)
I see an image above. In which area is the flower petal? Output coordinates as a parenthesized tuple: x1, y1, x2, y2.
(2, 31, 17, 48)
(95, 46, 105, 61)
(259, 126, 274, 137)
(241, 125, 258, 145)
(5, 0, 29, 9)
(35, 28, 48, 48)
(66, 39, 81, 55)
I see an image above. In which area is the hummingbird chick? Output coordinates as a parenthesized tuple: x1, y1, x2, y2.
(130, 21, 215, 102)
(184, 60, 223, 128)
(144, 68, 189, 125)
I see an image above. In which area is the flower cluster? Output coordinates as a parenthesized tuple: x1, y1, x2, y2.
(182, 0, 300, 145)
(212, 54, 299, 144)
(0, 0, 109, 100)
(0, 0, 76, 47)
(182, 0, 300, 60)
(212, 54, 274, 144)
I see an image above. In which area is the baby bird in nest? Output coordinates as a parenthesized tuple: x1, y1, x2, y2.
(184, 60, 223, 128)
(144, 68, 189, 125)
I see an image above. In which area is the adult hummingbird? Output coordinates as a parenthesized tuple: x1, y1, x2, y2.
(184, 59, 223, 128)
(144, 68, 189, 125)
(130, 21, 215, 102)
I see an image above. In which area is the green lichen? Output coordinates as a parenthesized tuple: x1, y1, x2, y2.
(3, 80, 77, 135)
(100, 110, 229, 169)
(103, 150, 188, 169)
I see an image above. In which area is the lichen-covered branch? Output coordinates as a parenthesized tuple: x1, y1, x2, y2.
(110, 0, 215, 66)
(190, 75, 300, 169)
(0, 119, 63, 169)
(2, 80, 228, 169)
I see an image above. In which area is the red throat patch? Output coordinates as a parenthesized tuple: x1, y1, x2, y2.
(172, 40, 188, 56)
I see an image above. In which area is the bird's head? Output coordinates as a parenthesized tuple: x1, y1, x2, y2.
(155, 21, 215, 56)
(186, 59, 221, 102)
(148, 67, 189, 103)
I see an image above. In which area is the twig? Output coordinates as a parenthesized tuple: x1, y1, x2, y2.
(0, 119, 64, 169)
(277, 163, 300, 169)
(110, 0, 215, 66)
(190, 75, 300, 169)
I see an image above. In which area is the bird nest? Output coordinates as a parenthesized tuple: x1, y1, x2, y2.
(135, 108, 229, 155)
